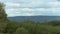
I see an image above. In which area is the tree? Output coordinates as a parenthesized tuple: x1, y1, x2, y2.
(15, 27, 29, 34)
(0, 2, 8, 33)
(0, 2, 7, 22)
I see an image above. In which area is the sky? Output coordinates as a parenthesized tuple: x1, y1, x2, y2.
(0, 0, 60, 17)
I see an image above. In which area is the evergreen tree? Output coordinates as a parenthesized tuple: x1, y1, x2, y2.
(0, 2, 7, 22)
(0, 2, 8, 33)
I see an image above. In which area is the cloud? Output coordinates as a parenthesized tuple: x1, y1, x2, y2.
(6, 7, 60, 17)
(48, 2, 60, 7)
(6, 8, 44, 17)
(5, 2, 21, 7)
(1, 0, 60, 17)
(6, 8, 21, 17)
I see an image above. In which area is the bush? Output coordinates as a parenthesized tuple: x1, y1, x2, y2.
(15, 27, 29, 34)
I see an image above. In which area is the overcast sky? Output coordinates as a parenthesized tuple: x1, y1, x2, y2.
(0, 0, 60, 17)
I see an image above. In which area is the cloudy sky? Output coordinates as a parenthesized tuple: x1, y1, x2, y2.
(0, 0, 60, 17)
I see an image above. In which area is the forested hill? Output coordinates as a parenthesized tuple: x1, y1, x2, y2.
(8, 16, 60, 22)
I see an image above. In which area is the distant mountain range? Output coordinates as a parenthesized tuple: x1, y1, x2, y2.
(8, 16, 60, 22)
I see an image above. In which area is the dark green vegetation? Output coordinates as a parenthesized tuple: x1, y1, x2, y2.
(0, 2, 60, 34)
(1, 20, 60, 34)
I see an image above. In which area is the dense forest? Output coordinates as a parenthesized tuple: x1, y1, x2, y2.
(0, 2, 60, 34)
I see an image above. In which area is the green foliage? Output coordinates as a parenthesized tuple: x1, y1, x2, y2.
(0, 19, 7, 33)
(4, 21, 18, 34)
(0, 20, 60, 34)
(47, 20, 60, 26)
(15, 27, 29, 34)
(0, 2, 8, 34)
(0, 2, 7, 22)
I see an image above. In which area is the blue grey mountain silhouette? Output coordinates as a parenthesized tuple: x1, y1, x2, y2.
(8, 16, 60, 22)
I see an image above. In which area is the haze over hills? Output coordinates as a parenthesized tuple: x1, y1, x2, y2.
(8, 16, 60, 22)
